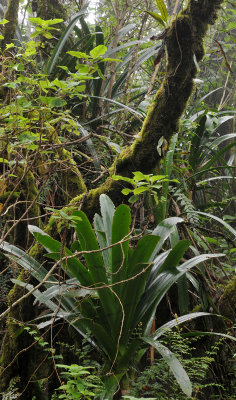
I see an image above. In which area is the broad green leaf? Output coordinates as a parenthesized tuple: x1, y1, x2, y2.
(0, 19, 9, 24)
(39, 96, 66, 107)
(42, 32, 54, 39)
(72, 210, 117, 334)
(46, 252, 93, 287)
(102, 374, 124, 400)
(133, 186, 149, 195)
(102, 57, 122, 62)
(128, 194, 139, 203)
(112, 175, 134, 184)
(80, 318, 116, 360)
(72, 211, 104, 272)
(29, 17, 63, 26)
(122, 188, 132, 195)
(28, 225, 60, 252)
(132, 171, 147, 181)
(100, 193, 115, 248)
(46, 18, 63, 25)
(28, 225, 93, 286)
(90, 44, 107, 58)
(142, 338, 192, 397)
(97, 194, 115, 271)
(66, 51, 88, 59)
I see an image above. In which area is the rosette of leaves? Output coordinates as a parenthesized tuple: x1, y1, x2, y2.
(0, 195, 226, 398)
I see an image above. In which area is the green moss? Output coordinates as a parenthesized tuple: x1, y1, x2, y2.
(69, 177, 125, 220)
(219, 276, 236, 320)
(68, 0, 223, 213)
(43, 129, 87, 203)
(192, 304, 203, 313)
(0, 271, 35, 392)
(37, 0, 67, 21)
(1, 0, 20, 49)
(0, 191, 19, 202)
(20, 169, 40, 218)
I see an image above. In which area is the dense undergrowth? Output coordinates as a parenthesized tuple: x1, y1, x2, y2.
(0, 0, 235, 399)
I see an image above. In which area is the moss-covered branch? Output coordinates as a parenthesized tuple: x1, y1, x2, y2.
(70, 0, 223, 218)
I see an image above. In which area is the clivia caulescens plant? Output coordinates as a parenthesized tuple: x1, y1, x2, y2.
(0, 194, 226, 398)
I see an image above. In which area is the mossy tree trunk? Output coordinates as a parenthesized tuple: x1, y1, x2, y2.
(71, 0, 224, 218)
(1, 0, 20, 50)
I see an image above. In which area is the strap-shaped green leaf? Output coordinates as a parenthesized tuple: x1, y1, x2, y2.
(120, 235, 160, 344)
(72, 210, 105, 272)
(45, 5, 88, 75)
(146, 11, 166, 27)
(194, 211, 236, 238)
(94, 213, 110, 269)
(100, 194, 115, 267)
(142, 337, 192, 397)
(151, 217, 183, 260)
(111, 204, 131, 287)
(72, 210, 118, 336)
(0, 241, 48, 283)
(150, 312, 211, 340)
(156, 0, 168, 22)
(158, 240, 190, 273)
(46, 252, 93, 287)
(137, 253, 224, 329)
(80, 318, 117, 360)
(29, 225, 93, 286)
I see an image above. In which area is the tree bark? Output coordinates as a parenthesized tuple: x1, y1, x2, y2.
(1, 0, 20, 49)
